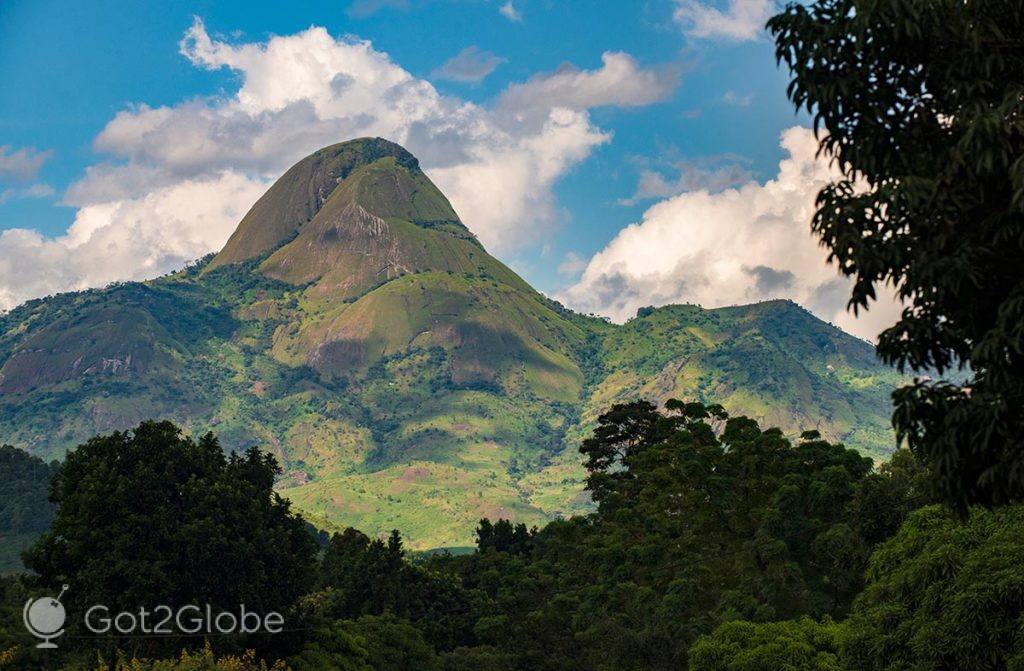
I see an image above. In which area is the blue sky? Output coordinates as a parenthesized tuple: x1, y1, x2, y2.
(0, 0, 896, 338)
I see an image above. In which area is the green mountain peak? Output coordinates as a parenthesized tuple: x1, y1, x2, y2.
(209, 137, 467, 271)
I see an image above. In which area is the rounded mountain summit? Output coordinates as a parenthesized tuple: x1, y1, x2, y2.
(206, 137, 581, 395)
(0, 138, 903, 548)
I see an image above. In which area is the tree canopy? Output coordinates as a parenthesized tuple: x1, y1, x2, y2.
(843, 504, 1024, 670)
(23, 421, 318, 618)
(3, 405, 1011, 670)
(688, 617, 843, 671)
(769, 0, 1024, 510)
(432, 401, 899, 670)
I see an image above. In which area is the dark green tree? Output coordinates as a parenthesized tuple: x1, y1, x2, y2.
(314, 527, 473, 651)
(23, 421, 317, 617)
(290, 615, 440, 671)
(0, 445, 56, 535)
(843, 504, 1024, 670)
(440, 645, 514, 671)
(769, 0, 1024, 510)
(442, 400, 878, 670)
(288, 626, 370, 671)
(849, 448, 935, 546)
(475, 519, 534, 556)
(0, 446, 57, 571)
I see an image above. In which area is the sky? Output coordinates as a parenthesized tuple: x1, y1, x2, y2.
(0, 0, 899, 340)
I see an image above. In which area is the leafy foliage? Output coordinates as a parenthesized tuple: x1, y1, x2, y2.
(95, 645, 287, 671)
(843, 504, 1024, 670)
(770, 0, 1024, 510)
(310, 528, 473, 650)
(688, 617, 843, 671)
(3, 406, 1012, 670)
(23, 421, 318, 621)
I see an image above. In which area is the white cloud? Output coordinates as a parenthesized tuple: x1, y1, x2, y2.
(499, 1, 522, 22)
(0, 172, 266, 309)
(674, 0, 773, 42)
(434, 46, 506, 83)
(89, 22, 674, 246)
(0, 19, 677, 310)
(498, 52, 679, 122)
(0, 145, 53, 183)
(557, 251, 587, 277)
(558, 127, 902, 341)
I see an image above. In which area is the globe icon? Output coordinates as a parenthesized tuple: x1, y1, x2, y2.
(26, 598, 66, 634)
(23, 584, 69, 649)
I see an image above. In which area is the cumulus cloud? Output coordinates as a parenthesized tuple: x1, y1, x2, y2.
(0, 172, 266, 309)
(498, 52, 679, 122)
(0, 145, 53, 183)
(674, 0, 773, 41)
(90, 21, 673, 246)
(434, 46, 506, 83)
(0, 19, 676, 310)
(558, 127, 902, 341)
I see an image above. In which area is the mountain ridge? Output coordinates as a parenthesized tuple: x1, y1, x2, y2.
(0, 138, 902, 547)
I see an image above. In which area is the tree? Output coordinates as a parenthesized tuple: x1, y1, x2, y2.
(294, 616, 440, 671)
(288, 626, 371, 671)
(0, 446, 56, 535)
(849, 448, 935, 546)
(475, 519, 534, 556)
(442, 400, 879, 670)
(441, 646, 514, 671)
(843, 504, 1024, 670)
(23, 421, 317, 620)
(688, 618, 843, 671)
(96, 645, 287, 670)
(314, 527, 473, 651)
(769, 1, 1024, 510)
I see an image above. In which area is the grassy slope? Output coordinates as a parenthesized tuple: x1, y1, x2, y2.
(583, 301, 900, 460)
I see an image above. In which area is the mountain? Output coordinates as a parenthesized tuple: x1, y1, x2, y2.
(0, 138, 903, 548)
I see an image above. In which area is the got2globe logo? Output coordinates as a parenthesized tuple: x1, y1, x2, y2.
(22, 584, 285, 650)
(22, 584, 69, 648)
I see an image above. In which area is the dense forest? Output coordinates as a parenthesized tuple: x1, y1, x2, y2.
(1, 403, 1021, 669)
